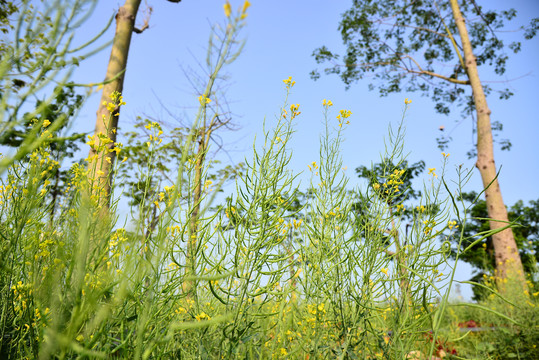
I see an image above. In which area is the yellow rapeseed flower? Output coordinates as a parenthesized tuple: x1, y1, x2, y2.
(338, 109, 352, 119)
(283, 76, 295, 87)
(195, 312, 211, 321)
(106, 102, 116, 113)
(223, 1, 231, 17)
(198, 95, 211, 105)
(241, 0, 251, 14)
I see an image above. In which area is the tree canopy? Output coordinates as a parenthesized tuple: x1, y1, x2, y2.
(312, 0, 538, 152)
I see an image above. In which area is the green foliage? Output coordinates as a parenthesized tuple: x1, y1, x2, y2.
(0, 79, 474, 358)
(0, 1, 17, 34)
(0, 84, 84, 148)
(356, 159, 425, 207)
(446, 295, 539, 359)
(448, 192, 539, 301)
(0, 0, 110, 171)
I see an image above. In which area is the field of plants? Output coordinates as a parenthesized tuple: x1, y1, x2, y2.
(0, 1, 538, 359)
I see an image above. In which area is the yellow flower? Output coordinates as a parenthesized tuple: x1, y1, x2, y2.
(195, 312, 210, 321)
(198, 95, 211, 105)
(106, 102, 116, 113)
(404, 98, 412, 104)
(110, 147, 121, 155)
(428, 168, 437, 177)
(338, 109, 352, 119)
(381, 268, 388, 276)
(283, 76, 295, 87)
(43, 119, 51, 127)
(175, 306, 187, 315)
(241, 0, 251, 14)
(223, 1, 231, 17)
(373, 183, 380, 190)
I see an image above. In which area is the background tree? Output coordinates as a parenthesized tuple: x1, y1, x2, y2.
(87, 0, 144, 206)
(87, 0, 178, 207)
(118, 116, 241, 246)
(0, 0, 107, 171)
(0, 85, 86, 220)
(450, 192, 539, 300)
(311, 0, 538, 292)
(354, 159, 431, 302)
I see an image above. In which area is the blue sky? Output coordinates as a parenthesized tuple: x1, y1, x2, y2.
(69, 0, 538, 300)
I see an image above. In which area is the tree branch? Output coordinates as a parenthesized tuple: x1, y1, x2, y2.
(133, 22, 149, 33)
(373, 20, 450, 40)
(433, 1, 466, 69)
(412, 69, 470, 84)
(133, 3, 152, 34)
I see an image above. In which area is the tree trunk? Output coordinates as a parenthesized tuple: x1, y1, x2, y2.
(449, 0, 527, 293)
(87, 0, 141, 207)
